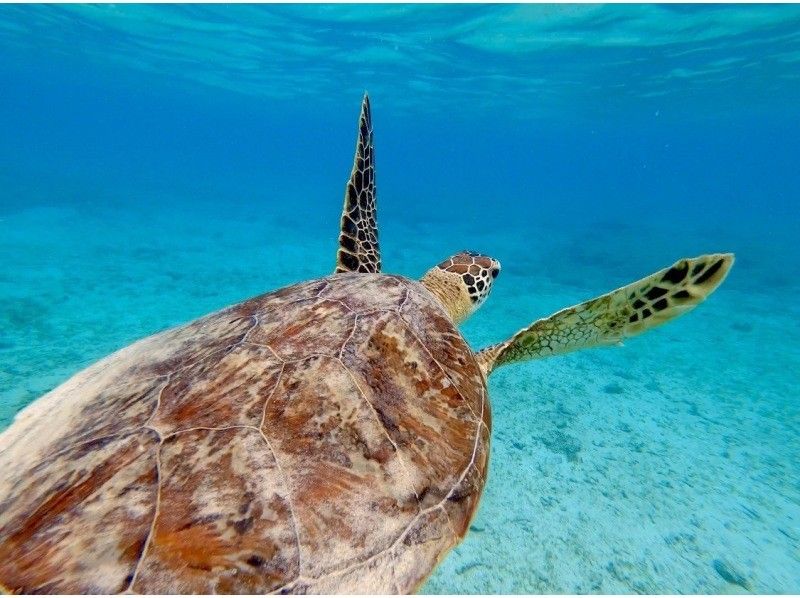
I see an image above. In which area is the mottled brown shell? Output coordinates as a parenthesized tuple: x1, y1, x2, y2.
(0, 274, 490, 594)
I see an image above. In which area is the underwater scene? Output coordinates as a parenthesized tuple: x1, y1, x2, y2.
(1, 3, 799, 594)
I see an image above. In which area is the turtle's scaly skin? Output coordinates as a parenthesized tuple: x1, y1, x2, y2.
(0, 274, 490, 594)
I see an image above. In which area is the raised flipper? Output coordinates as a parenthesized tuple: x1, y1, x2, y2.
(335, 93, 381, 273)
(476, 253, 734, 376)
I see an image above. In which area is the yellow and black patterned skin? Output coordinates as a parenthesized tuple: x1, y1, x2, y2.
(476, 253, 734, 375)
(0, 274, 490, 594)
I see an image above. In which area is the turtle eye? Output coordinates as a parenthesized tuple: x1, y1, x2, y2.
(491, 268, 500, 279)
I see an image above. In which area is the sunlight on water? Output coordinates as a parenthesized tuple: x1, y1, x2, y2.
(1, 4, 800, 116)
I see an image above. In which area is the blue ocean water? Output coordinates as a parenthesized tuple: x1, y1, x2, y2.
(1, 3, 799, 593)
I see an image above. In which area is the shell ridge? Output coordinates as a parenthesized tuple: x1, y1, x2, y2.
(127, 439, 163, 592)
(338, 315, 361, 360)
(270, 380, 486, 593)
(257, 358, 286, 432)
(406, 385, 489, 594)
(245, 347, 333, 363)
(231, 314, 261, 348)
(398, 286, 412, 311)
(327, 298, 357, 314)
(257, 348, 425, 516)
(208, 314, 261, 363)
(143, 375, 172, 434)
(336, 358, 422, 506)
(394, 313, 480, 422)
(254, 357, 304, 583)
(256, 427, 303, 583)
(311, 279, 333, 300)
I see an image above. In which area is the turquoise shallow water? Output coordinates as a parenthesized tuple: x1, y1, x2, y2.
(1, 4, 800, 594)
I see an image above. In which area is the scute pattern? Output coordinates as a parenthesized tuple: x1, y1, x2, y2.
(264, 355, 418, 579)
(247, 298, 356, 361)
(51, 375, 166, 458)
(132, 428, 299, 594)
(0, 273, 488, 594)
(150, 344, 282, 435)
(322, 273, 410, 314)
(0, 312, 256, 492)
(0, 431, 159, 594)
(342, 312, 482, 511)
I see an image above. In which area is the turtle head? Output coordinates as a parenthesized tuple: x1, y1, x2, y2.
(420, 250, 501, 324)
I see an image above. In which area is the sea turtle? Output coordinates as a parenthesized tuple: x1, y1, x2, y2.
(0, 94, 733, 594)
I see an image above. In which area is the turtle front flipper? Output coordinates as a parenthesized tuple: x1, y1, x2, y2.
(476, 253, 734, 376)
(335, 93, 381, 274)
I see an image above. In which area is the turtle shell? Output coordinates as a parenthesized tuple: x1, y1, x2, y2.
(0, 273, 490, 594)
